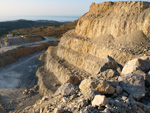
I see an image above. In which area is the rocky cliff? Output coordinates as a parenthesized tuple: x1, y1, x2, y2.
(15, 1, 150, 113)
(37, 1, 150, 93)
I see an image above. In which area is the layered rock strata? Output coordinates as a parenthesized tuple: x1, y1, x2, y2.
(37, 1, 150, 96)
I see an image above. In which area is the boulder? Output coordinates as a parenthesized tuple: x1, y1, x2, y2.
(79, 79, 98, 95)
(79, 79, 115, 96)
(92, 95, 109, 107)
(99, 55, 119, 73)
(65, 75, 80, 85)
(122, 56, 150, 75)
(55, 83, 77, 96)
(96, 80, 116, 95)
(133, 70, 150, 86)
(116, 86, 122, 95)
(119, 73, 145, 100)
(98, 69, 119, 80)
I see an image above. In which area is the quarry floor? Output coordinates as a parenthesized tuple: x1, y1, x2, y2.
(0, 51, 44, 112)
(0, 37, 60, 112)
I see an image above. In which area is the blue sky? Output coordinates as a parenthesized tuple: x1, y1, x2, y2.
(0, 0, 150, 21)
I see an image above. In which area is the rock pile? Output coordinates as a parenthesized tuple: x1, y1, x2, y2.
(18, 55, 150, 113)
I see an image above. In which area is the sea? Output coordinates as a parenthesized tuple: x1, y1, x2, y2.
(0, 15, 80, 22)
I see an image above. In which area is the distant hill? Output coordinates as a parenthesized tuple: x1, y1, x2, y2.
(9, 20, 78, 38)
(0, 19, 67, 37)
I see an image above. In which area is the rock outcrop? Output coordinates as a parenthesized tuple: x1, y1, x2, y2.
(0, 41, 59, 67)
(16, 1, 150, 113)
(4, 35, 44, 46)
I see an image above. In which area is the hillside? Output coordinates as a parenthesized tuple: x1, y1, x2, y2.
(9, 20, 78, 38)
(0, 19, 67, 37)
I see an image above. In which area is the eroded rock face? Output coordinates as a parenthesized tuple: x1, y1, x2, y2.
(75, 1, 150, 39)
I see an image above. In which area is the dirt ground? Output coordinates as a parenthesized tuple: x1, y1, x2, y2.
(0, 51, 44, 112)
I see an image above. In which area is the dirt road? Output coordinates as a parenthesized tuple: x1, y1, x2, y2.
(0, 51, 44, 112)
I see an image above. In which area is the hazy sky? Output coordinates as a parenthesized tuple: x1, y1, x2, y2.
(0, 0, 150, 21)
(0, 0, 101, 16)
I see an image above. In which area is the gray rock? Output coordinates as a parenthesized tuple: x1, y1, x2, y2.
(119, 73, 145, 100)
(98, 69, 119, 80)
(146, 71, 150, 86)
(116, 86, 122, 95)
(55, 83, 77, 96)
(79, 105, 98, 113)
(99, 55, 119, 73)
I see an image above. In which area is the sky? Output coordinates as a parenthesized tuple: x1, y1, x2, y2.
(0, 0, 150, 21)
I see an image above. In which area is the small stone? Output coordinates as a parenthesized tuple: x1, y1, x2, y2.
(103, 108, 111, 113)
(40, 108, 44, 113)
(112, 93, 117, 98)
(42, 96, 49, 101)
(116, 86, 122, 95)
(136, 102, 143, 108)
(79, 99, 88, 108)
(54, 83, 61, 87)
(62, 97, 69, 103)
(121, 96, 127, 101)
(99, 55, 119, 73)
(138, 107, 145, 113)
(53, 107, 64, 113)
(92, 95, 109, 107)
(129, 95, 136, 102)
(98, 106, 105, 110)
(105, 104, 111, 108)
(65, 75, 80, 85)
(107, 80, 119, 87)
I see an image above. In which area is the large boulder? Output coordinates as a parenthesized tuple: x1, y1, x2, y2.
(122, 56, 150, 75)
(79, 79, 115, 96)
(118, 73, 145, 100)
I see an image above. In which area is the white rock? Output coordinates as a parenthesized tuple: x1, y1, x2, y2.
(92, 95, 109, 107)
